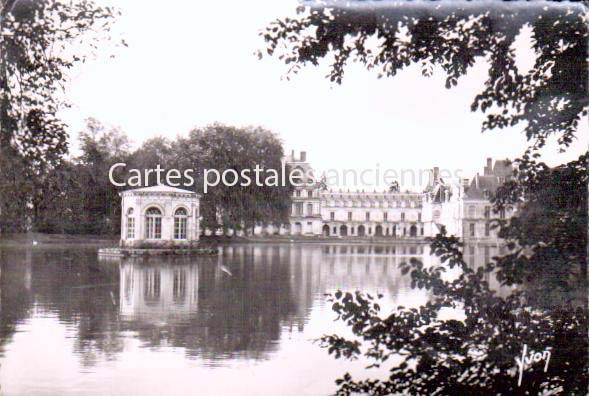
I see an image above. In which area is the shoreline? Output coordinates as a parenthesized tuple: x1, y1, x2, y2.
(0, 232, 430, 248)
(199, 235, 428, 245)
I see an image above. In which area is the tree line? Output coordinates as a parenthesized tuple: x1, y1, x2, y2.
(26, 119, 293, 236)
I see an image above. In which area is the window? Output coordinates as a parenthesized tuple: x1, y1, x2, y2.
(365, 212, 370, 221)
(306, 203, 313, 215)
(126, 208, 135, 239)
(348, 212, 352, 221)
(418, 213, 422, 222)
(295, 202, 303, 216)
(330, 212, 335, 221)
(383, 212, 388, 222)
(468, 205, 476, 218)
(401, 212, 405, 221)
(469, 223, 476, 237)
(295, 190, 301, 197)
(485, 222, 490, 237)
(145, 207, 162, 239)
(174, 207, 188, 239)
(499, 208, 506, 219)
(484, 206, 491, 219)
(420, 227, 424, 236)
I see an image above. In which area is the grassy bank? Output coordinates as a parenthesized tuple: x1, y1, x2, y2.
(0, 232, 118, 247)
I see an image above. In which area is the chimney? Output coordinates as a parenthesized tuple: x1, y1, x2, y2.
(291, 149, 295, 159)
(485, 157, 493, 175)
(462, 178, 470, 190)
(433, 167, 440, 184)
(300, 151, 307, 162)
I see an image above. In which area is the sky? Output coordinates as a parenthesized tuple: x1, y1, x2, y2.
(59, 0, 588, 191)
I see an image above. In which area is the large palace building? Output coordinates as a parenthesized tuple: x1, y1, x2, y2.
(282, 151, 514, 241)
(287, 151, 424, 238)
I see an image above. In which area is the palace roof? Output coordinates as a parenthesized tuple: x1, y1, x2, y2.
(123, 185, 196, 195)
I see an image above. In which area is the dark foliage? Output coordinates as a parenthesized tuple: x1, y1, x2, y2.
(0, 0, 120, 232)
(261, 1, 588, 394)
(260, 1, 587, 150)
(178, 124, 293, 233)
(320, 233, 587, 395)
(34, 121, 293, 236)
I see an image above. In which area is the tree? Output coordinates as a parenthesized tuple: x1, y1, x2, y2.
(181, 124, 293, 234)
(261, 2, 588, 394)
(260, 2, 587, 151)
(320, 233, 587, 395)
(0, 0, 120, 232)
(36, 118, 130, 235)
(388, 180, 399, 193)
(75, 119, 130, 234)
(492, 152, 587, 306)
(127, 136, 178, 179)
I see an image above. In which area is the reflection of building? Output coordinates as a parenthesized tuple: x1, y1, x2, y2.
(119, 185, 201, 248)
(120, 261, 199, 322)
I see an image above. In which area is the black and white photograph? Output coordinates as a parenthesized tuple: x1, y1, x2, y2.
(0, 0, 587, 395)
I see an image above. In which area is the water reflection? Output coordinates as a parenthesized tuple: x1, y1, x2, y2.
(120, 260, 200, 323)
(0, 242, 504, 395)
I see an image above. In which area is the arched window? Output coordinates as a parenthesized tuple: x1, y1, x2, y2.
(145, 207, 162, 239)
(126, 208, 135, 239)
(174, 207, 188, 240)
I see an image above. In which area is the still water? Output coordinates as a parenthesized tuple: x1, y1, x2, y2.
(0, 243, 500, 395)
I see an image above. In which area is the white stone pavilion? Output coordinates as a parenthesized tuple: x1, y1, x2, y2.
(119, 185, 201, 248)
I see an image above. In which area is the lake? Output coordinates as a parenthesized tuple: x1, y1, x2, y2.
(0, 242, 503, 395)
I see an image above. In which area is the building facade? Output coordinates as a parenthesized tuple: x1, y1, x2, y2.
(422, 158, 515, 242)
(285, 151, 425, 238)
(119, 154, 513, 242)
(283, 151, 514, 240)
(120, 185, 201, 248)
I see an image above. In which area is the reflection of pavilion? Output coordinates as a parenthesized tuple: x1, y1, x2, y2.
(120, 260, 199, 323)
